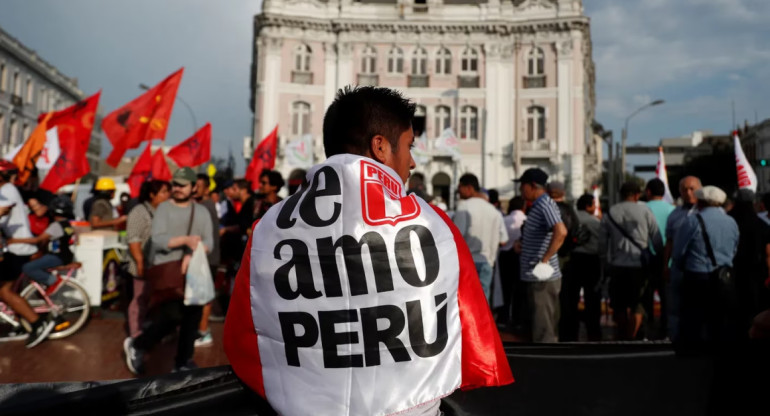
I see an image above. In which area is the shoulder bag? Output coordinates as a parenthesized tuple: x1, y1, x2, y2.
(146, 204, 195, 308)
(607, 213, 656, 269)
(694, 214, 736, 300)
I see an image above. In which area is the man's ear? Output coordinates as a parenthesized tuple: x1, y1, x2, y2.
(369, 135, 392, 164)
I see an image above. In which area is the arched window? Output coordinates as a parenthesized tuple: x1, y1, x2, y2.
(528, 47, 544, 76)
(0, 63, 6, 92)
(460, 106, 478, 140)
(22, 123, 30, 143)
(412, 47, 428, 75)
(13, 71, 20, 96)
(435, 47, 452, 75)
(415, 105, 427, 117)
(361, 46, 377, 74)
(26, 78, 33, 103)
(294, 44, 312, 72)
(435, 105, 451, 133)
(9, 119, 17, 146)
(388, 47, 404, 74)
(461, 47, 478, 73)
(291, 102, 311, 136)
(527, 106, 546, 142)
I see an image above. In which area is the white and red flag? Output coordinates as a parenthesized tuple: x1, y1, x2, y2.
(224, 154, 513, 416)
(655, 147, 675, 204)
(592, 186, 602, 217)
(734, 130, 758, 192)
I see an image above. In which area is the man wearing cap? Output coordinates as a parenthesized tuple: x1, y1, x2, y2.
(672, 186, 738, 350)
(600, 182, 663, 341)
(123, 167, 214, 374)
(515, 168, 567, 343)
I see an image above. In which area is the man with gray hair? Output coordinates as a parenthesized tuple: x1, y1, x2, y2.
(672, 185, 738, 351)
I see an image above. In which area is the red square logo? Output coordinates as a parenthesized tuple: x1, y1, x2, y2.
(360, 160, 421, 226)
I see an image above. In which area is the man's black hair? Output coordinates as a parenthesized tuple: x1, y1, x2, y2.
(763, 192, 770, 210)
(409, 172, 425, 186)
(488, 189, 500, 205)
(139, 180, 170, 204)
(323, 86, 416, 158)
(619, 181, 642, 199)
(577, 194, 595, 211)
(458, 173, 480, 192)
(196, 174, 211, 187)
(261, 170, 285, 191)
(645, 178, 666, 197)
(508, 196, 525, 214)
(234, 179, 251, 192)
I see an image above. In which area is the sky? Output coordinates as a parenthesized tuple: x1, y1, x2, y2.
(2, 0, 769, 174)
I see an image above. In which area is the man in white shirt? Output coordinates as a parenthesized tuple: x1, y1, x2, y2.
(453, 173, 509, 301)
(0, 160, 53, 348)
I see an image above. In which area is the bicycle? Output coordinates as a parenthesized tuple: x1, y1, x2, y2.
(0, 262, 91, 341)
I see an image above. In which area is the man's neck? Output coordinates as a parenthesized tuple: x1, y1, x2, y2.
(172, 199, 192, 207)
(532, 189, 546, 200)
(265, 193, 278, 204)
(650, 196, 663, 201)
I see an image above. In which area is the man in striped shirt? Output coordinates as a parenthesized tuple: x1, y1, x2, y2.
(515, 168, 567, 343)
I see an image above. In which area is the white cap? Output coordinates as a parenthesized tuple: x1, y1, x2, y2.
(695, 186, 727, 205)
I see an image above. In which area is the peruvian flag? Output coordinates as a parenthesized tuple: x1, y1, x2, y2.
(734, 130, 758, 192)
(224, 155, 513, 416)
(655, 147, 674, 204)
(245, 125, 278, 191)
(167, 122, 211, 167)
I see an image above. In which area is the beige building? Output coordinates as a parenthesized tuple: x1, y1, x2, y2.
(249, 0, 598, 201)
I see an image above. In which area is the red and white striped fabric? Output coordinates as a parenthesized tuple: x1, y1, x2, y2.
(224, 154, 513, 416)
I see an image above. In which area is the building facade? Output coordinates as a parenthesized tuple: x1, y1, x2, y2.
(250, 0, 597, 201)
(0, 26, 102, 180)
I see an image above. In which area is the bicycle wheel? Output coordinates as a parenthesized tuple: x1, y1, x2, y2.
(20, 280, 91, 339)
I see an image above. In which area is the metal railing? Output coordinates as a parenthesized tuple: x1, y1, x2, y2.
(408, 74, 429, 88)
(357, 74, 379, 87)
(291, 71, 313, 85)
(458, 75, 480, 88)
(520, 140, 553, 151)
(523, 75, 546, 89)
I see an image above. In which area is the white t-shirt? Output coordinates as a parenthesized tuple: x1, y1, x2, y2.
(500, 210, 527, 251)
(0, 183, 37, 256)
(453, 197, 509, 266)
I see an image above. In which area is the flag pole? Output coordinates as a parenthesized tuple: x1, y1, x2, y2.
(70, 178, 82, 203)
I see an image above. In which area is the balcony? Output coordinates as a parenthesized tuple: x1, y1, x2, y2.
(523, 75, 546, 89)
(458, 75, 480, 88)
(291, 71, 313, 85)
(10, 94, 22, 107)
(413, 4, 428, 13)
(357, 73, 379, 87)
(521, 140, 554, 152)
(408, 74, 429, 88)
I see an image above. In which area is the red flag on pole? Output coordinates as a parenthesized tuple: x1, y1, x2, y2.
(167, 122, 211, 167)
(126, 144, 153, 197)
(13, 112, 53, 185)
(40, 91, 101, 192)
(245, 126, 278, 191)
(151, 148, 172, 181)
(103, 68, 184, 167)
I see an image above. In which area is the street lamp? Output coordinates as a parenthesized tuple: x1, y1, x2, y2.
(139, 83, 198, 135)
(620, 99, 664, 176)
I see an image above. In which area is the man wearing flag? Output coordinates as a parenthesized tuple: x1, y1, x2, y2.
(224, 86, 512, 416)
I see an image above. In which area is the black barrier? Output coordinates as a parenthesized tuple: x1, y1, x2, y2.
(1, 342, 768, 415)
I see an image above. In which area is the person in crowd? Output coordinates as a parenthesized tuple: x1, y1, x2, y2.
(727, 189, 770, 335)
(644, 178, 675, 339)
(123, 167, 213, 374)
(515, 168, 567, 343)
(600, 181, 663, 341)
(453, 173, 509, 301)
(253, 170, 284, 221)
(125, 180, 170, 339)
(89, 177, 127, 230)
(498, 196, 526, 328)
(664, 176, 702, 341)
(224, 86, 511, 416)
(193, 174, 221, 347)
(210, 186, 225, 219)
(407, 172, 432, 202)
(547, 181, 580, 340)
(118, 191, 137, 217)
(233, 179, 257, 238)
(27, 196, 52, 237)
(14, 197, 77, 294)
(216, 180, 243, 315)
(0, 161, 53, 348)
(488, 189, 502, 212)
(672, 186, 739, 352)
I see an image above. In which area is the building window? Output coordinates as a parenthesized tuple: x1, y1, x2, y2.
(0, 64, 6, 92)
(388, 47, 404, 74)
(9, 119, 18, 146)
(412, 47, 428, 75)
(294, 44, 311, 72)
(460, 106, 478, 140)
(26, 79, 33, 103)
(361, 46, 377, 74)
(13, 72, 20, 96)
(291, 101, 311, 136)
(527, 106, 546, 142)
(461, 47, 478, 73)
(435, 47, 451, 75)
(39, 87, 46, 112)
(22, 123, 30, 143)
(528, 47, 545, 76)
(0, 113, 5, 146)
(435, 105, 451, 133)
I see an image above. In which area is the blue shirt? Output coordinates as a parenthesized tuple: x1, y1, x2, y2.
(646, 200, 675, 246)
(520, 193, 563, 281)
(672, 207, 739, 273)
(666, 204, 694, 244)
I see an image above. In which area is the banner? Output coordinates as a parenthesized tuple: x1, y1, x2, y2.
(224, 155, 513, 416)
(284, 134, 313, 169)
(12, 112, 53, 184)
(734, 130, 757, 192)
(655, 147, 674, 204)
(167, 122, 211, 168)
(4, 127, 59, 171)
(434, 127, 461, 161)
(411, 131, 430, 165)
(245, 125, 278, 191)
(592, 186, 602, 217)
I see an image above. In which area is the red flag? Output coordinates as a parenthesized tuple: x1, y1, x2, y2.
(13, 112, 53, 184)
(40, 91, 101, 192)
(103, 68, 184, 167)
(151, 148, 172, 181)
(167, 122, 211, 167)
(126, 144, 153, 197)
(245, 126, 278, 191)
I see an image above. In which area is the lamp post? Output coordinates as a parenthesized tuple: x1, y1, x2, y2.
(620, 99, 664, 176)
(139, 84, 198, 134)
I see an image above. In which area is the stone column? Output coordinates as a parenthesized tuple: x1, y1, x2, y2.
(484, 42, 501, 189)
(557, 39, 578, 197)
(261, 36, 283, 140)
(323, 42, 338, 110)
(336, 41, 354, 90)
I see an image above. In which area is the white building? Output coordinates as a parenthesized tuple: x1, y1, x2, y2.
(249, 0, 597, 201)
